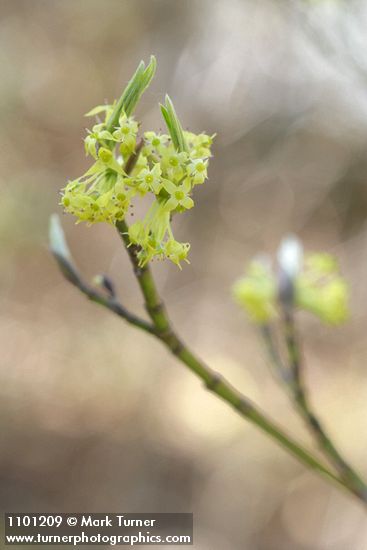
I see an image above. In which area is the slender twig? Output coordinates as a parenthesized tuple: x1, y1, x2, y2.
(115, 219, 347, 491)
(79, 282, 156, 335)
(261, 306, 367, 501)
(281, 309, 367, 501)
(52, 222, 346, 492)
(51, 252, 155, 335)
(260, 325, 292, 384)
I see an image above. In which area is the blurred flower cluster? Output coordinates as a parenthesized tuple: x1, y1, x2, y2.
(232, 239, 349, 325)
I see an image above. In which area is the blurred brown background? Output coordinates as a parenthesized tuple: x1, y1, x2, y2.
(1, 0, 367, 548)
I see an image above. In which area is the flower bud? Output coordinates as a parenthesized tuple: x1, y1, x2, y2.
(98, 147, 113, 164)
(277, 235, 303, 309)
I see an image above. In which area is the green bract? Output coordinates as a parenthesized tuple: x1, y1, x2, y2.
(60, 58, 213, 268)
(160, 95, 188, 153)
(233, 251, 349, 325)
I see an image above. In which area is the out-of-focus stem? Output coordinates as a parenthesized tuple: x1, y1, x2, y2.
(262, 313, 367, 503)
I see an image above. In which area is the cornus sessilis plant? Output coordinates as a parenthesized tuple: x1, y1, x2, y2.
(50, 57, 367, 505)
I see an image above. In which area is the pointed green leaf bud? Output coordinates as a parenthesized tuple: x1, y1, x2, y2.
(160, 95, 188, 152)
(106, 55, 157, 130)
(49, 214, 82, 287)
(98, 147, 113, 164)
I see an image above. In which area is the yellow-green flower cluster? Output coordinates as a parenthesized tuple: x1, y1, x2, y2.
(295, 254, 348, 325)
(232, 261, 277, 324)
(61, 99, 213, 268)
(233, 250, 348, 325)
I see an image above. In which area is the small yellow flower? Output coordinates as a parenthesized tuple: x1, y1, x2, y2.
(187, 158, 208, 185)
(163, 178, 194, 211)
(135, 164, 162, 195)
(164, 240, 190, 268)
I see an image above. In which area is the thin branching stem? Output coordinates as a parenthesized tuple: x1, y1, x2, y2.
(51, 252, 155, 335)
(282, 309, 367, 501)
(53, 142, 367, 506)
(115, 219, 347, 492)
(77, 279, 156, 335)
(261, 315, 367, 502)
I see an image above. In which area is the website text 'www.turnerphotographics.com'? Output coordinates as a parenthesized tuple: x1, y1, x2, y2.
(4, 513, 193, 546)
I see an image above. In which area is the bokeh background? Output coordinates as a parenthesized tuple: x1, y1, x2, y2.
(1, 0, 367, 548)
